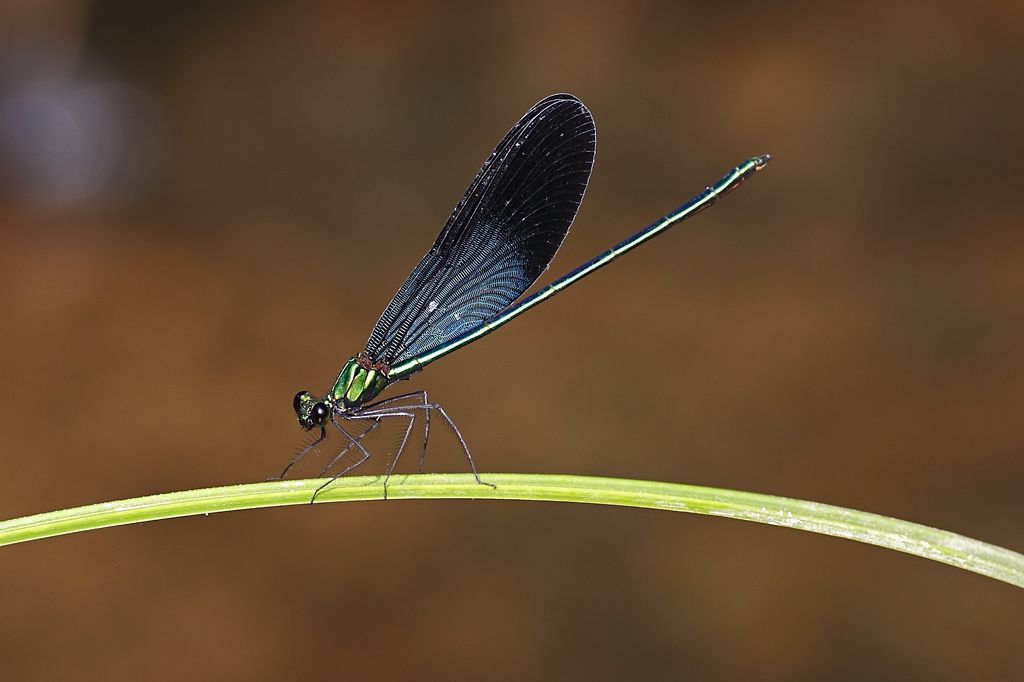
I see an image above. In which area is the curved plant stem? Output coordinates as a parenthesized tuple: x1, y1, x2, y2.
(1, 473, 1021, 588)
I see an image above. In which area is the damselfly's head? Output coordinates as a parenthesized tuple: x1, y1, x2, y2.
(293, 391, 331, 431)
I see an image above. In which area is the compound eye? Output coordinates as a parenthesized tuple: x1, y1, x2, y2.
(293, 391, 308, 415)
(311, 402, 330, 426)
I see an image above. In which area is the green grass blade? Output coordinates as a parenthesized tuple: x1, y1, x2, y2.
(1, 473, 1021, 588)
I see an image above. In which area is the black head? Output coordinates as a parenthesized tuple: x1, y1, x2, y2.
(293, 391, 331, 431)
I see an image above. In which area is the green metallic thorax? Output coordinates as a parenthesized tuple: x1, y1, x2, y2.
(332, 355, 390, 409)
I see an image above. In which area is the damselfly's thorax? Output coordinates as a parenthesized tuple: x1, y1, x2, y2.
(292, 353, 393, 429)
(334, 353, 390, 408)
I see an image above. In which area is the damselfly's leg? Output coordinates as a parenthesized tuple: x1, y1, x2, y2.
(419, 393, 430, 474)
(359, 396, 493, 489)
(318, 416, 379, 476)
(362, 391, 431, 473)
(313, 408, 425, 500)
(423, 400, 493, 489)
(337, 402, 418, 499)
(278, 405, 387, 483)
(381, 407, 420, 497)
(310, 415, 378, 502)
(272, 426, 328, 481)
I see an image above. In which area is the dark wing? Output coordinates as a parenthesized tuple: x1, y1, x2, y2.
(363, 94, 596, 366)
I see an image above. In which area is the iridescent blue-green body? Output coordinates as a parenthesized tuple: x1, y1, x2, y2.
(286, 92, 768, 494)
(293, 354, 389, 430)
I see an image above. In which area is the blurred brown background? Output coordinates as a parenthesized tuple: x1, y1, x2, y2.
(1, 1, 1022, 679)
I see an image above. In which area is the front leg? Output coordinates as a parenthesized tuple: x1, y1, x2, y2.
(310, 416, 378, 503)
(274, 426, 328, 480)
